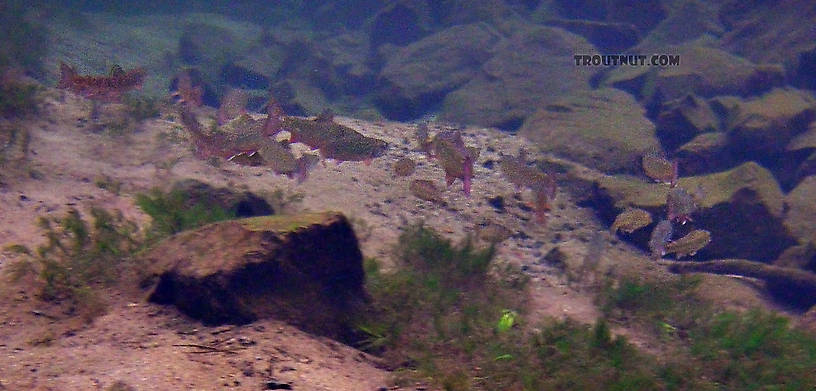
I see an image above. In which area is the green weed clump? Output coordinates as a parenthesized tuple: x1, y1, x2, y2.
(689, 310, 816, 390)
(358, 224, 664, 390)
(121, 94, 160, 122)
(261, 188, 304, 215)
(6, 208, 139, 323)
(135, 188, 236, 242)
(600, 277, 816, 390)
(361, 226, 816, 390)
(0, 80, 41, 118)
(599, 275, 706, 336)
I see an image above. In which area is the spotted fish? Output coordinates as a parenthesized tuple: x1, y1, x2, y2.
(665, 229, 711, 258)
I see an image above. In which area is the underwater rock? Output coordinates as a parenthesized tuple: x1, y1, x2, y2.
(600, 45, 785, 103)
(665, 258, 816, 309)
(785, 122, 816, 186)
(786, 121, 816, 153)
(178, 23, 240, 66)
(476, 222, 513, 244)
(430, 0, 515, 26)
(790, 45, 816, 91)
(719, 0, 816, 66)
(727, 88, 816, 157)
(549, 0, 667, 33)
(142, 212, 365, 339)
(321, 32, 377, 95)
(675, 132, 732, 176)
(519, 88, 660, 174)
(375, 22, 501, 120)
(655, 94, 720, 152)
(0, 124, 29, 164)
(369, 0, 432, 48)
(439, 24, 597, 131)
(784, 176, 816, 245)
(591, 162, 796, 262)
(393, 157, 416, 177)
(774, 243, 816, 274)
(541, 18, 640, 53)
(171, 179, 273, 218)
(409, 179, 445, 204)
(635, 0, 724, 49)
(272, 78, 329, 117)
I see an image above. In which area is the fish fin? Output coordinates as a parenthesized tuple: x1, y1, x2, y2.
(670, 159, 679, 188)
(58, 63, 76, 89)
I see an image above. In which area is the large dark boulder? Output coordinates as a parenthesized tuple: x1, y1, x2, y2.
(726, 88, 816, 157)
(785, 176, 816, 246)
(542, 18, 640, 53)
(549, 0, 667, 33)
(439, 25, 597, 130)
(518, 88, 660, 174)
(427, 0, 516, 26)
(590, 162, 796, 262)
(600, 45, 786, 105)
(375, 23, 502, 120)
(718, 0, 816, 67)
(675, 132, 734, 176)
(171, 179, 273, 218)
(636, 0, 724, 49)
(655, 94, 720, 152)
(790, 46, 816, 91)
(142, 212, 366, 340)
(369, 1, 433, 48)
(785, 123, 816, 185)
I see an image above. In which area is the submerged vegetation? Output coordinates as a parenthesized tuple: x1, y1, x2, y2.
(135, 187, 236, 243)
(3, 185, 267, 323)
(6, 208, 139, 322)
(360, 225, 816, 390)
(358, 224, 660, 390)
(0, 77, 41, 118)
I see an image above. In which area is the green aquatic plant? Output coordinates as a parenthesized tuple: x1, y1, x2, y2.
(496, 309, 517, 333)
(0, 79, 41, 118)
(135, 188, 236, 242)
(6, 207, 139, 323)
(121, 94, 160, 122)
(599, 273, 816, 390)
(358, 225, 678, 390)
(261, 187, 305, 216)
(688, 310, 816, 389)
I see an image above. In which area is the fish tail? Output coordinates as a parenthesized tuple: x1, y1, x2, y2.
(670, 159, 679, 188)
(58, 62, 76, 89)
(462, 159, 473, 196)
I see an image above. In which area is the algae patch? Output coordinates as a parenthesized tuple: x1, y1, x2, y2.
(239, 212, 340, 233)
